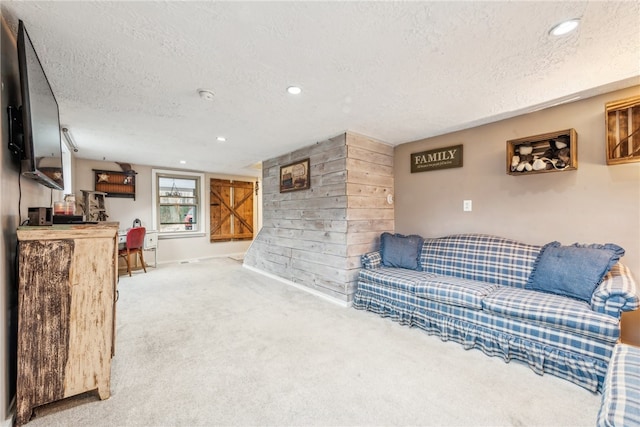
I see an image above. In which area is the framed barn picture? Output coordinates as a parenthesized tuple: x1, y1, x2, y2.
(280, 158, 310, 193)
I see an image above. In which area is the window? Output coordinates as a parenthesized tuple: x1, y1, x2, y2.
(152, 169, 205, 236)
(61, 133, 73, 194)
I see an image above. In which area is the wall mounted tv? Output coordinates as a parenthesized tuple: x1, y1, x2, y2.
(7, 20, 64, 190)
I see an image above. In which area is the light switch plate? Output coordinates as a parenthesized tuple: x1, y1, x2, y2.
(463, 200, 472, 212)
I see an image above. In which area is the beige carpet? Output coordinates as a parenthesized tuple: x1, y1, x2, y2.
(25, 257, 600, 426)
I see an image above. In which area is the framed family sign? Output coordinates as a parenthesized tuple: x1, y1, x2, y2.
(410, 144, 463, 173)
(280, 158, 310, 193)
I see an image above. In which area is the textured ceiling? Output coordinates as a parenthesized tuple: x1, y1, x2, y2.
(2, 1, 639, 177)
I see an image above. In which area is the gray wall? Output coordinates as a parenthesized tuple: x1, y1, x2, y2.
(244, 132, 393, 302)
(394, 84, 640, 345)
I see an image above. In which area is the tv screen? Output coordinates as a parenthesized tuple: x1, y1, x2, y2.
(17, 20, 64, 190)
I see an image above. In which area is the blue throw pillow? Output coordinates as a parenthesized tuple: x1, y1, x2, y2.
(525, 241, 625, 302)
(380, 232, 424, 270)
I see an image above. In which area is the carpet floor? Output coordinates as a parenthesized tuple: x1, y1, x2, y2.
(25, 257, 600, 426)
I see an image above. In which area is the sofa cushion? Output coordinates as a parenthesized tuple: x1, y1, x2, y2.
(420, 234, 541, 287)
(525, 241, 626, 303)
(380, 232, 424, 270)
(358, 267, 436, 294)
(414, 276, 500, 310)
(483, 287, 619, 343)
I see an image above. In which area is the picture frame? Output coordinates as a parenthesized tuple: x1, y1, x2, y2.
(280, 158, 310, 193)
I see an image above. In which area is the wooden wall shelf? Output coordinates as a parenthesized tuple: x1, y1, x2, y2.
(94, 169, 136, 199)
(506, 129, 577, 176)
(606, 96, 640, 165)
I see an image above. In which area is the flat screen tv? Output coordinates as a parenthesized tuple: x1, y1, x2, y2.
(15, 20, 64, 190)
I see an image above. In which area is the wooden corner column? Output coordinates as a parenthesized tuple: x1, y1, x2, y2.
(16, 222, 118, 425)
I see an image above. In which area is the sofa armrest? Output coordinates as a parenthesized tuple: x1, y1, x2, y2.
(361, 251, 382, 269)
(597, 343, 640, 427)
(591, 263, 639, 318)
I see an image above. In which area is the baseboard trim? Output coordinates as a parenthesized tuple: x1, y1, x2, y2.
(165, 252, 247, 266)
(242, 264, 351, 308)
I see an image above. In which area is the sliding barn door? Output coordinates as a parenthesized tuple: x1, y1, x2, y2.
(210, 179, 254, 242)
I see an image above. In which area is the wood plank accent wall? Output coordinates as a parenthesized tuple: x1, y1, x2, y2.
(244, 132, 394, 302)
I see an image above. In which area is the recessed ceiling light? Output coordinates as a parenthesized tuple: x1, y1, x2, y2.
(197, 88, 215, 101)
(549, 19, 580, 36)
(287, 86, 302, 95)
(180, 160, 187, 164)
(216, 136, 226, 142)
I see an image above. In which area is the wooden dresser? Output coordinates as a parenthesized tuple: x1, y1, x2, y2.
(16, 222, 118, 425)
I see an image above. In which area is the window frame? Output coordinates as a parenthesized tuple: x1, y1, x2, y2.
(61, 130, 73, 194)
(152, 169, 206, 238)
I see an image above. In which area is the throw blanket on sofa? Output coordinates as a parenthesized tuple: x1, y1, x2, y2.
(353, 233, 639, 392)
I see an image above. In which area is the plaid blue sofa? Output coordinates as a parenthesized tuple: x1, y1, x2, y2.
(352, 234, 639, 392)
(597, 343, 640, 426)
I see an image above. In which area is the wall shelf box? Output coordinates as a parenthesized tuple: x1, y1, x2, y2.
(94, 169, 136, 199)
(506, 129, 578, 176)
(81, 190, 108, 222)
(605, 96, 640, 165)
